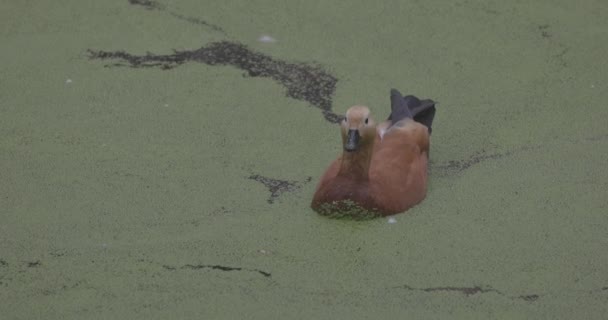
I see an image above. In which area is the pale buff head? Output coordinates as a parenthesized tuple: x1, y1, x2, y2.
(340, 106, 376, 152)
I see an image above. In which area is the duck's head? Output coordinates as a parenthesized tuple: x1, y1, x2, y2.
(340, 106, 376, 152)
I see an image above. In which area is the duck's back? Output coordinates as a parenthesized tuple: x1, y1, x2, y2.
(369, 119, 429, 214)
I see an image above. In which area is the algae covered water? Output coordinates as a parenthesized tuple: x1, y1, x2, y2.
(1, 0, 607, 318)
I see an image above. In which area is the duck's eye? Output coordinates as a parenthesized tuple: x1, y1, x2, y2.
(365, 118, 369, 124)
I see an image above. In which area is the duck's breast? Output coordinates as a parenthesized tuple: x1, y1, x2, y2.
(311, 173, 378, 218)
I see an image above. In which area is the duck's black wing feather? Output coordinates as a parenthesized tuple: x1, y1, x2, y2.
(388, 89, 436, 134)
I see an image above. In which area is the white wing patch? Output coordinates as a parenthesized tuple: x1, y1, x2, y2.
(378, 127, 387, 141)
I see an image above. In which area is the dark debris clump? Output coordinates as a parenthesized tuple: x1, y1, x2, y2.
(248, 174, 311, 203)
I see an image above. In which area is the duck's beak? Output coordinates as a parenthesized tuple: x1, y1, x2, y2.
(344, 129, 360, 152)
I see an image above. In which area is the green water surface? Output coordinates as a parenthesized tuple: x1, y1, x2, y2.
(1, 0, 607, 318)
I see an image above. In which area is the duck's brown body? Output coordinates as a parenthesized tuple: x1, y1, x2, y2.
(311, 90, 435, 218)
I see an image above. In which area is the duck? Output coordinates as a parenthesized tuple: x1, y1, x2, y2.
(311, 89, 436, 219)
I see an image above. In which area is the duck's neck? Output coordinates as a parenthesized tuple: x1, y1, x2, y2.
(338, 144, 374, 180)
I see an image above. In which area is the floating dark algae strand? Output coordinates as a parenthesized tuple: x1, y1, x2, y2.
(128, 0, 163, 10)
(88, 41, 340, 123)
(519, 294, 540, 301)
(248, 174, 311, 204)
(397, 284, 500, 296)
(27, 261, 42, 268)
(432, 144, 543, 175)
(434, 150, 512, 172)
(163, 263, 271, 278)
(127, 0, 226, 34)
(394, 284, 540, 301)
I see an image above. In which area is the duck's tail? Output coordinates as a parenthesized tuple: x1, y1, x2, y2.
(388, 89, 436, 134)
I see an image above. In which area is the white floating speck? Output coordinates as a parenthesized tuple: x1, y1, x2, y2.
(164, 103, 169, 107)
(387, 217, 397, 224)
(66, 79, 72, 84)
(591, 84, 595, 88)
(258, 35, 277, 43)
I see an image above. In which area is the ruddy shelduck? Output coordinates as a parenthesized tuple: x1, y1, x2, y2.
(311, 89, 436, 219)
